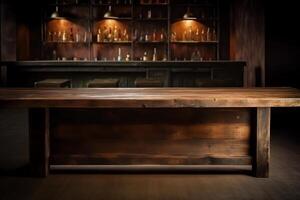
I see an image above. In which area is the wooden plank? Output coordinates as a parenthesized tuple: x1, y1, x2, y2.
(29, 108, 50, 177)
(49, 108, 251, 165)
(0, 88, 300, 108)
(50, 154, 252, 166)
(253, 107, 270, 178)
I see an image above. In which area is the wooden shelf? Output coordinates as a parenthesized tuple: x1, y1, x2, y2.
(135, 41, 167, 44)
(135, 18, 168, 21)
(44, 41, 90, 44)
(171, 41, 219, 44)
(94, 41, 132, 44)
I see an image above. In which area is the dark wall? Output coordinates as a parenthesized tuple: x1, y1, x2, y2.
(266, 1, 300, 129)
(266, 1, 300, 89)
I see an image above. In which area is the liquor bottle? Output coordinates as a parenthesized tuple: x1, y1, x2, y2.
(53, 31, 57, 42)
(147, 9, 152, 19)
(125, 52, 131, 61)
(123, 29, 129, 41)
(201, 28, 205, 42)
(48, 31, 52, 42)
(139, 31, 144, 42)
(97, 28, 102, 42)
(212, 28, 217, 41)
(62, 30, 67, 42)
(152, 48, 157, 61)
(206, 27, 211, 41)
(171, 32, 177, 41)
(133, 29, 138, 41)
(143, 51, 148, 61)
(83, 31, 87, 42)
(107, 27, 112, 42)
(58, 31, 62, 42)
(163, 52, 167, 61)
(187, 26, 193, 41)
(160, 29, 165, 41)
(102, 26, 108, 42)
(117, 48, 122, 61)
(69, 28, 74, 42)
(194, 28, 200, 41)
(145, 31, 150, 42)
(52, 50, 57, 60)
(75, 30, 80, 42)
(113, 26, 119, 41)
(152, 29, 157, 42)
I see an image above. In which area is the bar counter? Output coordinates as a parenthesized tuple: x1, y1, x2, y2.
(0, 88, 299, 178)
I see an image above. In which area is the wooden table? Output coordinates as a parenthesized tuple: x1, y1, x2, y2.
(0, 88, 300, 178)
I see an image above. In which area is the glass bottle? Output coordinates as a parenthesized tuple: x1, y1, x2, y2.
(117, 48, 122, 61)
(194, 28, 200, 41)
(206, 27, 211, 41)
(201, 28, 205, 42)
(97, 28, 102, 42)
(143, 51, 148, 61)
(187, 26, 193, 41)
(152, 48, 157, 61)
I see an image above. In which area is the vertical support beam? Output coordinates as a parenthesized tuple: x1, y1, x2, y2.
(253, 107, 270, 178)
(29, 108, 50, 177)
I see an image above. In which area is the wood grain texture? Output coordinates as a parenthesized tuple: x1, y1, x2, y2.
(253, 107, 270, 178)
(230, 0, 265, 86)
(49, 108, 251, 165)
(29, 108, 49, 177)
(0, 88, 299, 108)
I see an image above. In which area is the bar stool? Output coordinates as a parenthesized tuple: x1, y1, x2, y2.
(134, 78, 164, 87)
(34, 79, 71, 88)
(87, 79, 120, 88)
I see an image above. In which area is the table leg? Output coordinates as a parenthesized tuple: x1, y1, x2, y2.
(29, 108, 50, 177)
(253, 107, 270, 178)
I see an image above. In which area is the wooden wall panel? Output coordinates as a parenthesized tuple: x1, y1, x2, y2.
(230, 0, 265, 87)
(50, 108, 252, 165)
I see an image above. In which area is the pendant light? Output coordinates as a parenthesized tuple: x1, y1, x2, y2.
(183, 7, 196, 20)
(104, 6, 117, 19)
(50, 1, 65, 19)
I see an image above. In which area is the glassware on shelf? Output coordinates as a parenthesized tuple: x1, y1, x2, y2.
(125, 52, 131, 61)
(191, 49, 203, 61)
(206, 27, 211, 41)
(143, 51, 148, 61)
(152, 48, 157, 61)
(171, 32, 177, 42)
(194, 28, 200, 41)
(201, 28, 205, 42)
(117, 47, 122, 61)
(97, 28, 102, 42)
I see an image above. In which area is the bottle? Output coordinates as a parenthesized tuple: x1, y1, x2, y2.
(212, 28, 217, 41)
(152, 30, 156, 42)
(152, 48, 157, 61)
(113, 26, 118, 41)
(75, 30, 80, 42)
(143, 51, 148, 61)
(187, 26, 193, 41)
(69, 28, 74, 42)
(83, 31, 87, 42)
(117, 48, 122, 61)
(62, 30, 67, 42)
(171, 32, 177, 41)
(201, 28, 205, 41)
(147, 9, 152, 19)
(160, 29, 165, 41)
(52, 50, 57, 60)
(163, 53, 167, 61)
(48, 31, 52, 42)
(206, 27, 211, 41)
(145, 31, 149, 42)
(139, 31, 144, 42)
(97, 28, 102, 42)
(125, 52, 131, 61)
(194, 28, 200, 41)
(107, 27, 112, 42)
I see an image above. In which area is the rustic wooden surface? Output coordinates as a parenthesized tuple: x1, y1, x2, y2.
(0, 88, 299, 108)
(49, 108, 251, 166)
(29, 108, 50, 177)
(253, 107, 271, 178)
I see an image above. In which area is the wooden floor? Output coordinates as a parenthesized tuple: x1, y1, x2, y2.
(0, 128, 300, 200)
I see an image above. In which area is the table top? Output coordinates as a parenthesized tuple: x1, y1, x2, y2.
(0, 88, 300, 108)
